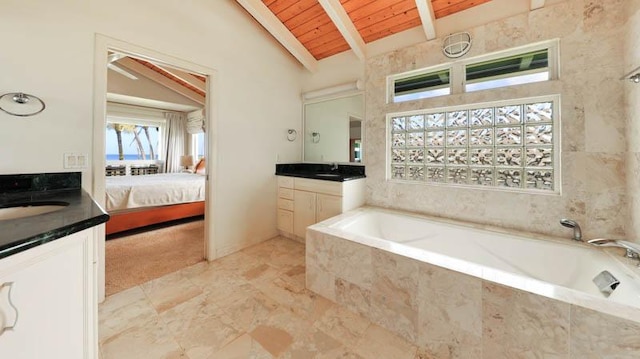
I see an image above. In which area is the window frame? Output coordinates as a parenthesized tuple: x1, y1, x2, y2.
(385, 94, 562, 195)
(387, 39, 560, 104)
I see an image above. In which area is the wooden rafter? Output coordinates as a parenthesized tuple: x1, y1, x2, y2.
(117, 57, 206, 105)
(415, 0, 437, 40)
(318, 0, 366, 60)
(236, 0, 318, 71)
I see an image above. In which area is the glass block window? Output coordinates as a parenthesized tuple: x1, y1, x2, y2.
(388, 96, 559, 192)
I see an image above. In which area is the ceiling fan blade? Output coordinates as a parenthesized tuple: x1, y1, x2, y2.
(108, 63, 138, 80)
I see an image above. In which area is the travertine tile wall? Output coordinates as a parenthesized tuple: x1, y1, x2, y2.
(306, 229, 640, 358)
(365, 0, 629, 240)
(626, 0, 640, 240)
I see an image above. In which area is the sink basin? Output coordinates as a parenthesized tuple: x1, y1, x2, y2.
(0, 201, 69, 221)
(315, 173, 342, 178)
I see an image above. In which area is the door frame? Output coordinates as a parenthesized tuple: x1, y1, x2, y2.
(92, 34, 218, 302)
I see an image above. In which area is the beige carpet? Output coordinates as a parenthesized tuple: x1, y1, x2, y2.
(105, 219, 205, 296)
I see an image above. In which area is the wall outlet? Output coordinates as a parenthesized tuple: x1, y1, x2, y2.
(64, 153, 88, 169)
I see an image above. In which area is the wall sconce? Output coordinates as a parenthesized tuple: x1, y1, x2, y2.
(621, 66, 640, 83)
(286, 129, 297, 142)
(180, 155, 194, 172)
(0, 92, 46, 117)
(311, 132, 321, 143)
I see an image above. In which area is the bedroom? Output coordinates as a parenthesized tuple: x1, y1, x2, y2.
(103, 53, 209, 294)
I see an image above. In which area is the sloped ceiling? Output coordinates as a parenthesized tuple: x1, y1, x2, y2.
(236, 0, 547, 70)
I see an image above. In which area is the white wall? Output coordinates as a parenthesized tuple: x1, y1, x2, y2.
(0, 0, 303, 256)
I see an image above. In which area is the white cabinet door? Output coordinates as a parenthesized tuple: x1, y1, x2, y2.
(0, 231, 90, 359)
(294, 190, 317, 238)
(316, 194, 342, 222)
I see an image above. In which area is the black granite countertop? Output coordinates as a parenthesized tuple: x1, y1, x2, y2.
(275, 163, 365, 182)
(0, 173, 109, 259)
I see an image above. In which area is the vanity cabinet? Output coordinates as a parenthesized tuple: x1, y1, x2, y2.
(277, 176, 365, 240)
(0, 229, 95, 359)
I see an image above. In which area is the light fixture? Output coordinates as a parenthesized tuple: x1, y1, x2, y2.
(0, 92, 46, 117)
(311, 132, 321, 143)
(442, 32, 472, 58)
(302, 80, 363, 101)
(180, 155, 194, 172)
(620, 66, 640, 83)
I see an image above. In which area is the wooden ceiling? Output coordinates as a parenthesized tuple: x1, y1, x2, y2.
(259, 0, 491, 60)
(131, 58, 206, 98)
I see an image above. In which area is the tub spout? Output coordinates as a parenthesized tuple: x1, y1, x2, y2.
(588, 239, 640, 264)
(560, 218, 582, 241)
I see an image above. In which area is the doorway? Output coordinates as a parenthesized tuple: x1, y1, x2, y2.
(92, 35, 217, 301)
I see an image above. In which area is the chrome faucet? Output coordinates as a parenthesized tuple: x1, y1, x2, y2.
(588, 238, 640, 265)
(560, 219, 582, 241)
(330, 162, 339, 171)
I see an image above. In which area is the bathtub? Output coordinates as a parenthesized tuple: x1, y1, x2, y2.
(306, 206, 640, 357)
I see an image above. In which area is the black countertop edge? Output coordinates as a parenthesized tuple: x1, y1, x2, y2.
(275, 172, 366, 182)
(275, 163, 366, 182)
(0, 189, 110, 260)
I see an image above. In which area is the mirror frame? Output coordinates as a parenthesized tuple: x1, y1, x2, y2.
(302, 90, 365, 165)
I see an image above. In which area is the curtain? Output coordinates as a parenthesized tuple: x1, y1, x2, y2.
(163, 112, 187, 173)
(186, 109, 205, 134)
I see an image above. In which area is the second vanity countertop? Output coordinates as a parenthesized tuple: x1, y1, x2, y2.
(275, 163, 365, 182)
(0, 173, 109, 259)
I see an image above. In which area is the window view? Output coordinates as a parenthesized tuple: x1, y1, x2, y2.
(193, 132, 206, 160)
(388, 96, 558, 192)
(389, 41, 557, 103)
(106, 121, 160, 160)
(465, 49, 549, 92)
(393, 69, 451, 102)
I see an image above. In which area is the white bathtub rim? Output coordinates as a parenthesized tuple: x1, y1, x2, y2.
(308, 206, 640, 324)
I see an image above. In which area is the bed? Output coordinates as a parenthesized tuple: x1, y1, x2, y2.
(105, 159, 206, 235)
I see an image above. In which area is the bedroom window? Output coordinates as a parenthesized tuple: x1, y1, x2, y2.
(193, 132, 206, 160)
(106, 120, 162, 161)
(387, 95, 560, 193)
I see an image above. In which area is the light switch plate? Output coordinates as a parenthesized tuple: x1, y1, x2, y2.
(64, 153, 88, 169)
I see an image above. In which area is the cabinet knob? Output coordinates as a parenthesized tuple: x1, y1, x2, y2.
(0, 282, 18, 336)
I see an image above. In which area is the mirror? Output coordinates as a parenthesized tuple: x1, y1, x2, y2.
(303, 93, 364, 163)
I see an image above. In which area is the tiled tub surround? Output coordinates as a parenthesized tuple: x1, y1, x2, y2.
(306, 207, 640, 358)
(365, 0, 630, 240)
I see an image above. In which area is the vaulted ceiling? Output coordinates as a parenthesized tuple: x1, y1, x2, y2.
(236, 0, 547, 71)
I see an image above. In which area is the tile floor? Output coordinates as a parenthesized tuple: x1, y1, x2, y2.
(99, 237, 423, 359)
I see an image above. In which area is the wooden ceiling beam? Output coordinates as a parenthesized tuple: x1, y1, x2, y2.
(117, 57, 206, 105)
(236, 0, 318, 71)
(530, 0, 545, 10)
(318, 0, 366, 61)
(156, 66, 206, 92)
(415, 0, 437, 40)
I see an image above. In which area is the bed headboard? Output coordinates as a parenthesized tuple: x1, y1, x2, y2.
(195, 158, 206, 175)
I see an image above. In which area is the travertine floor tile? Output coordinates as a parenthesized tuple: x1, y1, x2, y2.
(101, 316, 186, 359)
(100, 236, 422, 359)
(353, 324, 418, 359)
(99, 286, 158, 342)
(211, 333, 274, 359)
(141, 271, 203, 313)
